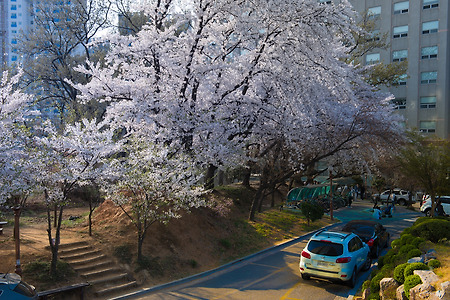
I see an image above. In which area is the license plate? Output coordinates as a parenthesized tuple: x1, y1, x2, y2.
(317, 261, 329, 267)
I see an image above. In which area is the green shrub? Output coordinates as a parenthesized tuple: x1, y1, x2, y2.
(410, 219, 450, 243)
(400, 233, 415, 245)
(391, 239, 403, 249)
(414, 217, 431, 226)
(428, 259, 441, 269)
(219, 238, 232, 249)
(370, 272, 386, 294)
(23, 259, 75, 282)
(404, 275, 422, 299)
(399, 244, 416, 255)
(407, 249, 422, 259)
(411, 237, 426, 248)
(394, 263, 409, 284)
(368, 293, 380, 300)
(404, 262, 429, 278)
(299, 201, 324, 225)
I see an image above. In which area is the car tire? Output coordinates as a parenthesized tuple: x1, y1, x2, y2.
(362, 256, 372, 271)
(301, 273, 310, 280)
(347, 268, 357, 288)
(398, 199, 406, 206)
(425, 208, 431, 217)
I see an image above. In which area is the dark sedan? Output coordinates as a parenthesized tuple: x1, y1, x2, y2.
(341, 220, 390, 258)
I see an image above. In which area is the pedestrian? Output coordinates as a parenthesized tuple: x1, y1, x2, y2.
(360, 185, 365, 200)
(436, 199, 446, 216)
(373, 206, 382, 219)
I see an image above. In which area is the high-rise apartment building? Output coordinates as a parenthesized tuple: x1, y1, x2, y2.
(0, 0, 33, 69)
(348, 0, 449, 139)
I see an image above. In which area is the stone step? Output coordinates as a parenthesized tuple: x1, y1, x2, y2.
(58, 241, 89, 249)
(60, 249, 102, 261)
(69, 254, 108, 267)
(88, 273, 130, 285)
(73, 260, 114, 273)
(95, 280, 138, 297)
(60, 245, 93, 256)
(81, 268, 122, 280)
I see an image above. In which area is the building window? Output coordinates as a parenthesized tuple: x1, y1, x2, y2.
(367, 6, 381, 19)
(367, 30, 381, 42)
(11, 22, 17, 27)
(392, 98, 406, 109)
(422, 21, 438, 34)
(393, 25, 408, 38)
(11, 5, 17, 10)
(366, 53, 380, 65)
(397, 74, 407, 86)
(394, 1, 409, 14)
(419, 121, 436, 133)
(421, 71, 437, 84)
(421, 46, 438, 59)
(420, 96, 436, 108)
(423, 0, 439, 9)
(11, 55, 17, 61)
(11, 13, 17, 19)
(11, 39, 17, 44)
(393, 50, 407, 62)
(319, 0, 332, 4)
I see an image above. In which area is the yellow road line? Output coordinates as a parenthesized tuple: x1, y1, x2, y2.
(280, 281, 303, 300)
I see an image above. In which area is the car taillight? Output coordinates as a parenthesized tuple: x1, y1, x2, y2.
(336, 257, 351, 263)
(301, 251, 311, 259)
(367, 239, 374, 247)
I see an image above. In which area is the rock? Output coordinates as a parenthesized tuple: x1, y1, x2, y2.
(414, 270, 440, 285)
(431, 281, 450, 300)
(409, 256, 425, 264)
(409, 283, 435, 300)
(397, 285, 408, 300)
(379, 278, 399, 300)
(362, 288, 370, 300)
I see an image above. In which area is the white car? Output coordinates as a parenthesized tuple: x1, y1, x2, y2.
(299, 230, 371, 287)
(420, 196, 450, 216)
(372, 189, 415, 206)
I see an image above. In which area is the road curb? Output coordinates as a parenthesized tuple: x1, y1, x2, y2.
(109, 222, 342, 300)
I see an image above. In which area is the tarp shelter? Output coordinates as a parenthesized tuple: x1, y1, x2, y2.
(287, 184, 338, 203)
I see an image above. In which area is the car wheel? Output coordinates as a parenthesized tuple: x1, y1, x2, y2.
(362, 256, 372, 271)
(301, 273, 310, 280)
(398, 199, 406, 206)
(425, 208, 431, 217)
(347, 268, 357, 288)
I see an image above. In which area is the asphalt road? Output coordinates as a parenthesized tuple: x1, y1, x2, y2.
(113, 200, 423, 300)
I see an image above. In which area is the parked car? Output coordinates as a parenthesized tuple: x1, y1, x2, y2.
(0, 273, 37, 300)
(372, 189, 415, 206)
(420, 196, 450, 216)
(299, 230, 371, 288)
(341, 220, 390, 258)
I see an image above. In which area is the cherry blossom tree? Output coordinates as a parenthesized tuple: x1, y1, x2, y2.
(35, 118, 120, 275)
(102, 139, 206, 262)
(74, 0, 404, 221)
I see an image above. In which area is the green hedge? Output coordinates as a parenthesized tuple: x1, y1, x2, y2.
(407, 249, 422, 259)
(393, 263, 409, 284)
(404, 262, 429, 278)
(409, 219, 450, 243)
(428, 259, 441, 269)
(404, 275, 422, 299)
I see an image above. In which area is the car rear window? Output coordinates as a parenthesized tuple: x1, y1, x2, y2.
(307, 240, 343, 256)
(343, 225, 374, 239)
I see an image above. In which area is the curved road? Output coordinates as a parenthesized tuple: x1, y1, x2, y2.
(113, 200, 422, 300)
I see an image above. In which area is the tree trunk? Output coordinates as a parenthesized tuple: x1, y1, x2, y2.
(242, 168, 251, 187)
(205, 164, 217, 190)
(249, 187, 264, 221)
(137, 232, 145, 262)
(88, 200, 93, 236)
(54, 204, 57, 228)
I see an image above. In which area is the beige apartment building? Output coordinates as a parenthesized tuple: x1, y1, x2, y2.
(348, 0, 449, 139)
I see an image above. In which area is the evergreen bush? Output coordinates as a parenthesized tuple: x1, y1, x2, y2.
(410, 219, 450, 243)
(404, 275, 422, 299)
(428, 259, 441, 269)
(407, 249, 422, 259)
(393, 263, 409, 284)
(404, 262, 428, 278)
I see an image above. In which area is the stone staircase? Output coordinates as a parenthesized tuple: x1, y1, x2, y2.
(58, 241, 137, 297)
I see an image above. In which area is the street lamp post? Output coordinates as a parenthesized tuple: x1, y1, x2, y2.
(14, 205, 22, 276)
(329, 166, 334, 221)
